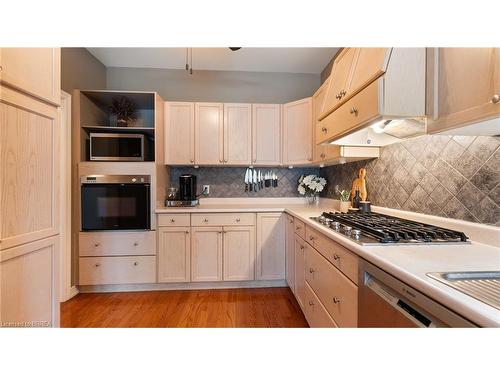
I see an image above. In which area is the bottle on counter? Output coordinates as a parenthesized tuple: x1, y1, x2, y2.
(353, 190, 361, 209)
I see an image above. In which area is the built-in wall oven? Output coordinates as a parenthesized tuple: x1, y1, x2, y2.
(81, 175, 151, 231)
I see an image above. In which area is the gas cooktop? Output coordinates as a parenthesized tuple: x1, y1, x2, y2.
(310, 211, 470, 245)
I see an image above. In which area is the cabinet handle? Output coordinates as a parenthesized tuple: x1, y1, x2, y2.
(492, 94, 500, 104)
(94, 242, 100, 247)
(219, 159, 223, 163)
(321, 127, 328, 134)
(170, 218, 175, 223)
(300, 245, 305, 250)
(340, 89, 346, 97)
(252, 158, 257, 163)
(335, 92, 341, 100)
(333, 297, 341, 304)
(190, 159, 194, 163)
(289, 219, 293, 223)
(309, 268, 315, 274)
(308, 301, 315, 306)
(133, 242, 139, 246)
(235, 218, 241, 222)
(333, 254, 340, 261)
(350, 107, 358, 115)
(320, 153, 326, 159)
(204, 218, 209, 223)
(309, 235, 314, 241)
(296, 226, 301, 230)
(133, 262, 139, 266)
(95, 263, 100, 267)
(185, 230, 189, 234)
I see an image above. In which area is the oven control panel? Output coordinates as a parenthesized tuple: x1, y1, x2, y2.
(81, 175, 150, 184)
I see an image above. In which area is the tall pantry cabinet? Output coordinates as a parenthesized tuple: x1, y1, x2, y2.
(0, 48, 61, 327)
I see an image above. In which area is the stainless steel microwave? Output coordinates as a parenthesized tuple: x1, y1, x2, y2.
(89, 133, 144, 161)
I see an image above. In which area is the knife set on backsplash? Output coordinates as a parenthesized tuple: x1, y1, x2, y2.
(244, 169, 278, 192)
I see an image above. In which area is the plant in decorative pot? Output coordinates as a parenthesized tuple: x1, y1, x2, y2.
(110, 96, 136, 127)
(339, 189, 351, 213)
(298, 175, 327, 205)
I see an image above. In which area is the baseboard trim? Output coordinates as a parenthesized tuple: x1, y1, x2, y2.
(78, 279, 288, 293)
(69, 286, 79, 298)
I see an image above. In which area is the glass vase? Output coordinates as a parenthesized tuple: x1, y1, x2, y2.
(307, 194, 319, 205)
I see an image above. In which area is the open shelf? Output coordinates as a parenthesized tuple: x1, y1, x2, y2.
(82, 125, 155, 137)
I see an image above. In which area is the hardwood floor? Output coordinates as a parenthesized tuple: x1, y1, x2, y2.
(61, 287, 308, 328)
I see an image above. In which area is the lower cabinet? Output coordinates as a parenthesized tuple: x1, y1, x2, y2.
(191, 227, 223, 282)
(79, 256, 156, 285)
(285, 214, 295, 292)
(256, 213, 285, 280)
(294, 234, 307, 309)
(223, 226, 256, 281)
(304, 282, 338, 328)
(158, 227, 191, 283)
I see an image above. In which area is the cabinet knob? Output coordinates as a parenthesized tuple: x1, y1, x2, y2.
(190, 159, 194, 163)
(94, 242, 100, 247)
(95, 263, 100, 267)
(335, 92, 342, 100)
(235, 217, 241, 222)
(309, 268, 315, 274)
(333, 297, 341, 304)
(296, 226, 301, 230)
(252, 158, 257, 163)
(204, 218, 209, 223)
(492, 94, 500, 104)
(133, 262, 139, 266)
(309, 235, 314, 241)
(133, 242, 139, 246)
(320, 153, 326, 159)
(308, 301, 315, 306)
(350, 107, 358, 115)
(170, 218, 175, 223)
(185, 230, 189, 234)
(219, 159, 223, 163)
(289, 219, 293, 223)
(300, 245, 305, 250)
(321, 127, 328, 134)
(340, 89, 346, 97)
(333, 254, 340, 261)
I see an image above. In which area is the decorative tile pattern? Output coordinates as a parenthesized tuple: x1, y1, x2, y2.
(320, 135, 500, 226)
(169, 167, 320, 198)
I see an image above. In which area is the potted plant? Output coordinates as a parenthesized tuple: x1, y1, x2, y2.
(298, 175, 327, 205)
(339, 189, 351, 213)
(110, 96, 136, 127)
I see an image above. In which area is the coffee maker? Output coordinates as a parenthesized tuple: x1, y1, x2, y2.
(166, 174, 199, 207)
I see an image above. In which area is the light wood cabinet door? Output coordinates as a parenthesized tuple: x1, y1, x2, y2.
(0, 48, 61, 106)
(252, 103, 281, 165)
(223, 226, 255, 281)
(349, 48, 388, 96)
(0, 236, 60, 327)
(191, 226, 223, 282)
(164, 102, 195, 165)
(285, 214, 295, 292)
(294, 234, 306, 309)
(256, 213, 285, 280)
(0, 87, 60, 251)
(223, 103, 252, 165)
(321, 48, 357, 119)
(195, 103, 224, 165)
(427, 48, 500, 133)
(312, 77, 339, 162)
(304, 282, 338, 328)
(283, 97, 313, 165)
(158, 227, 191, 283)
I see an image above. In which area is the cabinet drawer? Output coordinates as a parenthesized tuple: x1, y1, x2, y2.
(294, 218, 306, 239)
(157, 214, 191, 227)
(304, 281, 338, 328)
(191, 213, 255, 226)
(318, 79, 380, 144)
(79, 231, 156, 257)
(305, 244, 358, 327)
(79, 256, 156, 285)
(305, 225, 358, 284)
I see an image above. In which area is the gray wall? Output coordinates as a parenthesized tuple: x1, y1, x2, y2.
(170, 167, 319, 198)
(61, 48, 107, 93)
(320, 135, 500, 226)
(106, 67, 321, 103)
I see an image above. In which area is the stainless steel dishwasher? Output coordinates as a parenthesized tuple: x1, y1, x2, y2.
(358, 259, 477, 327)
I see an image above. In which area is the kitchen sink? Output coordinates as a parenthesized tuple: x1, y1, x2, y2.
(427, 271, 500, 310)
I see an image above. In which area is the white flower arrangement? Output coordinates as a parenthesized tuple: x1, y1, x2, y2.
(298, 175, 327, 196)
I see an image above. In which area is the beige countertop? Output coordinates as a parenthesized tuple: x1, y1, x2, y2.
(156, 198, 500, 327)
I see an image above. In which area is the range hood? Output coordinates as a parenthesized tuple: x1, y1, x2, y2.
(318, 48, 427, 147)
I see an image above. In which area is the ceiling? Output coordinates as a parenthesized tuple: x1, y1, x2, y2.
(87, 48, 339, 74)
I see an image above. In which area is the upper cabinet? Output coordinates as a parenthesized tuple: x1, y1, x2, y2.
(223, 103, 252, 165)
(427, 48, 500, 134)
(313, 78, 335, 163)
(252, 104, 281, 165)
(283, 97, 313, 165)
(195, 102, 224, 165)
(0, 48, 61, 106)
(165, 102, 195, 165)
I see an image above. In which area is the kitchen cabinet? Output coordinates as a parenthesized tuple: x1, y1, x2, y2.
(191, 226, 223, 282)
(223, 226, 255, 281)
(294, 234, 307, 309)
(303, 282, 338, 328)
(195, 102, 224, 165)
(349, 48, 388, 98)
(252, 103, 281, 165)
(256, 213, 285, 280)
(164, 102, 195, 165)
(282, 97, 313, 165)
(0, 48, 61, 106)
(0, 236, 60, 327)
(427, 48, 500, 134)
(285, 214, 295, 292)
(158, 227, 191, 283)
(223, 103, 252, 165)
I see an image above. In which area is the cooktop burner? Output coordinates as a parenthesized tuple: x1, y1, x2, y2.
(310, 211, 469, 245)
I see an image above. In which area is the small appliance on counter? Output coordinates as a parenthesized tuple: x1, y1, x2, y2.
(166, 174, 199, 207)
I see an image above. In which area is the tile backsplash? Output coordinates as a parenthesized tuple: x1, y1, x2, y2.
(170, 167, 320, 198)
(320, 135, 500, 226)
